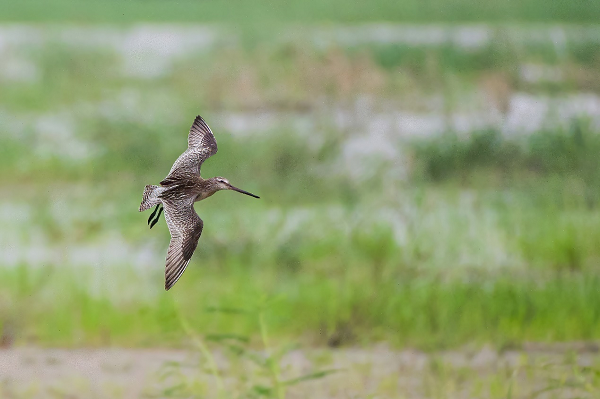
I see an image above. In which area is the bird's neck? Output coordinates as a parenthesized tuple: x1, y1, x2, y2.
(195, 178, 219, 201)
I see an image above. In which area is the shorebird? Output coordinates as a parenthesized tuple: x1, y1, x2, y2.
(139, 115, 259, 290)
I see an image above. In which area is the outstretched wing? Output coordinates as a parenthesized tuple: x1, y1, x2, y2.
(161, 199, 204, 290)
(161, 116, 218, 185)
(187, 115, 218, 151)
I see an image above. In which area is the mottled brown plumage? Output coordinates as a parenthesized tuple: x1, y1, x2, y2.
(139, 116, 259, 290)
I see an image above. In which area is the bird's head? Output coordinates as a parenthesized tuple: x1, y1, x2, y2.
(214, 177, 260, 198)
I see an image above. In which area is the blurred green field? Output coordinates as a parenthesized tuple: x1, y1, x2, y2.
(1, 0, 599, 24)
(4, 124, 600, 349)
(1, 18, 600, 357)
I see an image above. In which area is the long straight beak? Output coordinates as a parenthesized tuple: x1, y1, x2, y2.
(229, 185, 260, 198)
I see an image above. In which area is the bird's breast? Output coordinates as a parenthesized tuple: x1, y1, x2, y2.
(195, 190, 216, 202)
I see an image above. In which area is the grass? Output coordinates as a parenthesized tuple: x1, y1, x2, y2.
(1, 23, 600, 352)
(168, 296, 340, 399)
(1, 0, 600, 24)
(1, 14, 600, 399)
(3, 122, 600, 348)
(412, 122, 600, 185)
(1, 30, 600, 131)
(2, 261, 600, 349)
(3, 121, 600, 348)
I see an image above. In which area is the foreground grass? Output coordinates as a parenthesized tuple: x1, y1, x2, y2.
(2, 263, 600, 349)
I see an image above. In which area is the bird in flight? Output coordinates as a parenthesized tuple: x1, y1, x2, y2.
(139, 115, 259, 290)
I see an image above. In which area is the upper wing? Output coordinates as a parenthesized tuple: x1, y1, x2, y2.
(187, 115, 218, 152)
(161, 199, 204, 290)
(161, 116, 218, 184)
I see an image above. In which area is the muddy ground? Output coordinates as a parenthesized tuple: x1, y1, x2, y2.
(1, 343, 599, 398)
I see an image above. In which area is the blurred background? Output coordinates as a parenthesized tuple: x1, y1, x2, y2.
(1, 0, 600, 398)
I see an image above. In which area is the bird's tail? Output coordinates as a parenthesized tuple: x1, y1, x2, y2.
(139, 185, 161, 212)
